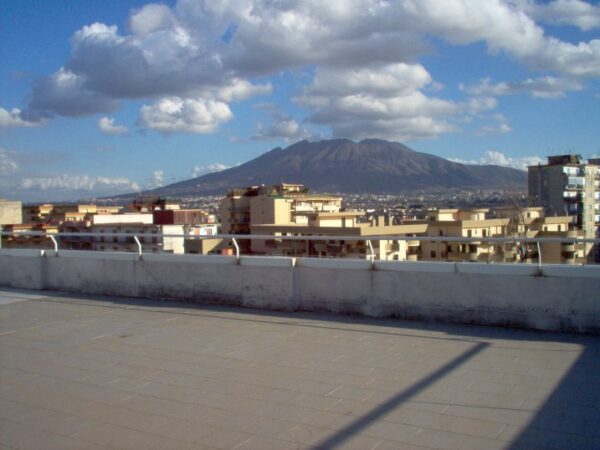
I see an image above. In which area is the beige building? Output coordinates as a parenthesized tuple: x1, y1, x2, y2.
(220, 183, 343, 252)
(419, 207, 581, 264)
(0, 199, 22, 226)
(529, 154, 599, 261)
(419, 209, 510, 262)
(21, 203, 122, 224)
(1, 223, 58, 249)
(22, 203, 54, 223)
(219, 184, 583, 264)
(251, 211, 426, 260)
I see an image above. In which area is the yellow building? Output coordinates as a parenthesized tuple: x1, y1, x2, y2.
(419, 207, 580, 264)
(251, 211, 426, 260)
(220, 184, 343, 252)
(0, 199, 22, 226)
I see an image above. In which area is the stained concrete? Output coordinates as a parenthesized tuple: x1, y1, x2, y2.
(1, 250, 599, 332)
(1, 288, 599, 449)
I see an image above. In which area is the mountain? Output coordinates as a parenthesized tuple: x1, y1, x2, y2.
(142, 138, 527, 197)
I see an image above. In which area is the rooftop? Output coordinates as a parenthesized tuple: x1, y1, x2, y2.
(1, 288, 599, 449)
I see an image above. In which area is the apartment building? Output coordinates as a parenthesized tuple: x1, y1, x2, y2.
(420, 207, 580, 264)
(90, 223, 189, 254)
(1, 223, 58, 249)
(22, 204, 54, 223)
(529, 154, 600, 260)
(251, 210, 427, 260)
(0, 199, 22, 226)
(21, 203, 122, 224)
(220, 183, 343, 252)
(153, 209, 216, 225)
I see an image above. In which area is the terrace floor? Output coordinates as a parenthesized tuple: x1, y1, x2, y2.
(0, 288, 599, 450)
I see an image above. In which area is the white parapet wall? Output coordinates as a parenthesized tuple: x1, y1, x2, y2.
(2, 249, 599, 333)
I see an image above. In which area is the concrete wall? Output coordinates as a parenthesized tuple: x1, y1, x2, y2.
(1, 248, 599, 333)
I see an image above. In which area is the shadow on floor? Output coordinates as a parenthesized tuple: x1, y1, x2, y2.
(4, 287, 600, 449)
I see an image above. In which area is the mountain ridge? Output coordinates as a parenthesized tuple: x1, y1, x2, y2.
(137, 138, 527, 197)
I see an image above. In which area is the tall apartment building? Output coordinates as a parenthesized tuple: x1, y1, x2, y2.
(220, 183, 343, 252)
(529, 155, 600, 260)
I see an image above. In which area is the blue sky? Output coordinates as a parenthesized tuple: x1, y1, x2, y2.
(1, 0, 599, 202)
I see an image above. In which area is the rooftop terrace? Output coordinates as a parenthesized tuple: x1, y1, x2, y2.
(1, 288, 599, 449)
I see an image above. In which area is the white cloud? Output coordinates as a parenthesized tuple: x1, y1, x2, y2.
(98, 117, 128, 134)
(450, 150, 543, 170)
(129, 4, 177, 35)
(151, 169, 164, 187)
(517, 0, 600, 31)
(252, 103, 314, 142)
(191, 163, 230, 177)
(10, 0, 600, 139)
(0, 107, 43, 129)
(254, 118, 313, 142)
(138, 97, 233, 133)
(213, 78, 272, 102)
(461, 76, 584, 98)
(296, 64, 496, 141)
(188, 0, 600, 79)
(0, 148, 19, 175)
(304, 63, 432, 97)
(19, 174, 140, 192)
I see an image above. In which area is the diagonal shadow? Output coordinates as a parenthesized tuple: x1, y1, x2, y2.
(509, 343, 600, 449)
(313, 342, 489, 449)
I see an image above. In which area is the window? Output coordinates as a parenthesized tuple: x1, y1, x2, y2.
(482, 230, 487, 237)
(430, 250, 437, 258)
(467, 230, 472, 237)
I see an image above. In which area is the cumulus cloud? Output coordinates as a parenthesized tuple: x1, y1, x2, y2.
(129, 3, 177, 35)
(450, 150, 543, 170)
(187, 0, 600, 79)
(517, 0, 600, 31)
(0, 107, 43, 129)
(20, 174, 140, 192)
(98, 117, 128, 134)
(461, 76, 584, 98)
(26, 68, 119, 119)
(213, 78, 272, 102)
(254, 118, 313, 141)
(191, 163, 230, 177)
(11, 0, 600, 139)
(20, 18, 267, 121)
(253, 103, 314, 141)
(138, 97, 233, 133)
(296, 64, 495, 141)
(0, 148, 19, 175)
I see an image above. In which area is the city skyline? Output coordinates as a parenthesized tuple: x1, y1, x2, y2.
(1, 0, 600, 202)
